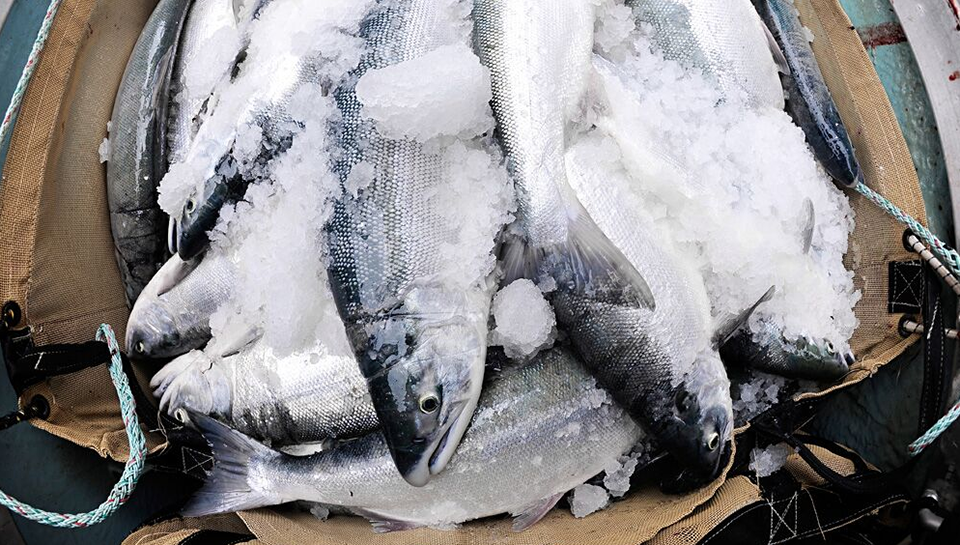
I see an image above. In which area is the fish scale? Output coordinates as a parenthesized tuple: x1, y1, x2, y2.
(325, 0, 495, 486)
(628, 0, 784, 110)
(182, 348, 642, 531)
(152, 339, 379, 446)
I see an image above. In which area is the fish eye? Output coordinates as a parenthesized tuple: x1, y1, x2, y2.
(136, 341, 145, 354)
(825, 341, 836, 354)
(185, 198, 196, 214)
(418, 393, 440, 414)
(706, 432, 720, 451)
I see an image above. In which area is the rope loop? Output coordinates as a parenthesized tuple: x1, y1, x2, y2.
(0, 324, 147, 527)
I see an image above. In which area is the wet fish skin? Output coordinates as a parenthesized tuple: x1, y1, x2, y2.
(107, 0, 191, 306)
(752, 0, 862, 187)
(151, 339, 379, 446)
(167, 0, 239, 165)
(564, 136, 734, 487)
(325, 1, 491, 486)
(126, 252, 236, 359)
(474, 0, 726, 484)
(720, 324, 852, 381)
(628, 0, 785, 109)
(175, 76, 301, 260)
(181, 348, 642, 531)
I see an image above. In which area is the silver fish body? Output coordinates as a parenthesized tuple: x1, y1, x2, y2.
(175, 49, 319, 259)
(720, 322, 853, 381)
(151, 339, 379, 446)
(107, 0, 191, 306)
(751, 0, 861, 186)
(628, 0, 784, 109)
(325, 0, 493, 486)
(167, 0, 239, 165)
(564, 135, 733, 486)
(474, 0, 725, 484)
(126, 252, 236, 359)
(182, 348, 642, 531)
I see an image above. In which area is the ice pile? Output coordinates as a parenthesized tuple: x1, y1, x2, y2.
(591, 3, 860, 358)
(490, 279, 557, 360)
(749, 443, 796, 478)
(157, 0, 374, 215)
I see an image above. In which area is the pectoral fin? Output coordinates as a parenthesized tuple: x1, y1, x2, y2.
(511, 492, 564, 532)
(761, 19, 791, 75)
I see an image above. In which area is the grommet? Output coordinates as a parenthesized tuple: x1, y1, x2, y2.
(898, 315, 917, 338)
(903, 229, 918, 253)
(1, 301, 21, 329)
(27, 395, 50, 421)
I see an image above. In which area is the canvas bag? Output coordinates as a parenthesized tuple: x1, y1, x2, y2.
(0, 0, 934, 543)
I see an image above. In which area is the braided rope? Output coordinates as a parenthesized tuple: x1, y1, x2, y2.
(0, 325, 147, 527)
(0, 0, 63, 150)
(909, 400, 960, 456)
(855, 182, 960, 279)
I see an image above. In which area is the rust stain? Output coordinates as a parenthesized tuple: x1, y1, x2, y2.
(857, 22, 907, 49)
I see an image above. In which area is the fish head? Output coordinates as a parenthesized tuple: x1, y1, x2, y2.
(784, 335, 854, 378)
(653, 350, 733, 488)
(177, 157, 238, 260)
(363, 315, 485, 487)
(126, 299, 185, 359)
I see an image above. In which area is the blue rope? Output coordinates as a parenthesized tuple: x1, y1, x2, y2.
(0, 325, 147, 527)
(0, 0, 62, 149)
(854, 182, 960, 280)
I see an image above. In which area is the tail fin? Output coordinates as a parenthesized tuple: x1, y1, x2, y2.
(181, 413, 281, 517)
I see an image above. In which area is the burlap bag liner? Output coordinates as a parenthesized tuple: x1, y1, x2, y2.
(0, 0, 927, 541)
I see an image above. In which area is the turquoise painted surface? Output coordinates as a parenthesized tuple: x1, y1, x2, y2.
(840, 0, 953, 243)
(0, 1, 46, 170)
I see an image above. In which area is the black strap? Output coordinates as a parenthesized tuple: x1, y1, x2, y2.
(918, 263, 951, 434)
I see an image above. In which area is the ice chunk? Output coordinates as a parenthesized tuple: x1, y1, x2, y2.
(98, 138, 111, 164)
(309, 503, 330, 521)
(356, 43, 493, 143)
(603, 452, 641, 498)
(569, 484, 610, 518)
(749, 443, 795, 477)
(490, 279, 557, 360)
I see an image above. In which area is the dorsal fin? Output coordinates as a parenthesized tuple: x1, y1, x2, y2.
(714, 286, 776, 347)
(800, 198, 815, 254)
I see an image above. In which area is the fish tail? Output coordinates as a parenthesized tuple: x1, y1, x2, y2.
(181, 413, 282, 517)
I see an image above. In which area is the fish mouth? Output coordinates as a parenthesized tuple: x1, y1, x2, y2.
(167, 217, 179, 256)
(153, 254, 199, 297)
(428, 396, 476, 476)
(398, 400, 471, 487)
